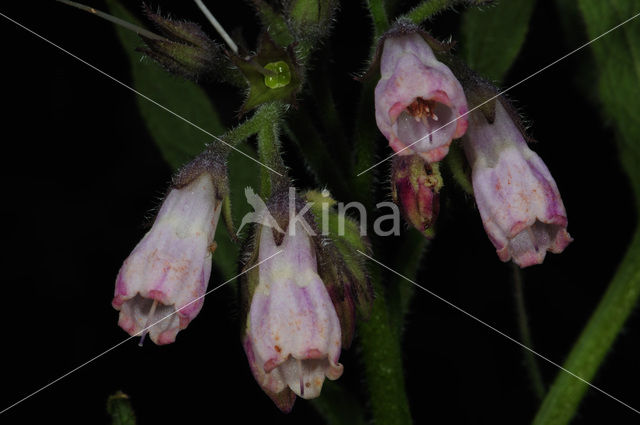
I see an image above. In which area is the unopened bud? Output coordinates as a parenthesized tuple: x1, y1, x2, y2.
(391, 155, 442, 237)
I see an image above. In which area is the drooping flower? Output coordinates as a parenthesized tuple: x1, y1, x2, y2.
(391, 154, 442, 237)
(243, 220, 343, 412)
(112, 172, 223, 344)
(463, 100, 572, 267)
(375, 32, 468, 163)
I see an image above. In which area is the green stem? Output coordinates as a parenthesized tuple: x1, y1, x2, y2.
(512, 264, 546, 401)
(404, 0, 488, 24)
(532, 228, 640, 425)
(365, 0, 390, 39)
(225, 107, 275, 146)
(255, 102, 288, 197)
(358, 269, 413, 425)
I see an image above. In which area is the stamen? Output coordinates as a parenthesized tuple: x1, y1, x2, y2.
(138, 299, 159, 347)
(298, 358, 304, 396)
(193, 0, 239, 53)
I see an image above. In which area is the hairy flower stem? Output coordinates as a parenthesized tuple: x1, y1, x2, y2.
(225, 106, 278, 147)
(404, 0, 489, 24)
(256, 102, 288, 197)
(358, 270, 413, 425)
(365, 0, 390, 38)
(532, 229, 640, 425)
(511, 265, 546, 401)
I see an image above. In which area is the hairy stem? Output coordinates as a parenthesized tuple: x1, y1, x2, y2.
(365, 0, 390, 38)
(404, 0, 488, 24)
(255, 103, 287, 197)
(358, 269, 413, 425)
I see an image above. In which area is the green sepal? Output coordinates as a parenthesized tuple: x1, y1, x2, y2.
(238, 224, 264, 334)
(140, 5, 232, 82)
(304, 190, 374, 348)
(250, 0, 295, 47)
(231, 33, 303, 113)
(287, 0, 338, 37)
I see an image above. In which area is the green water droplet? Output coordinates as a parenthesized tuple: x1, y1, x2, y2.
(264, 61, 291, 89)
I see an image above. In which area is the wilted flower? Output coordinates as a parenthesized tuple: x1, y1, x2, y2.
(463, 100, 572, 267)
(391, 154, 442, 237)
(375, 32, 468, 163)
(112, 172, 222, 344)
(243, 220, 343, 412)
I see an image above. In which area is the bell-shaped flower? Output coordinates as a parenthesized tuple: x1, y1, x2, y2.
(112, 173, 222, 344)
(463, 100, 572, 267)
(391, 154, 442, 237)
(243, 220, 343, 412)
(375, 32, 468, 163)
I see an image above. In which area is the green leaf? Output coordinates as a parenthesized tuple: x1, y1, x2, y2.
(106, 0, 258, 280)
(460, 0, 536, 82)
(532, 2, 640, 424)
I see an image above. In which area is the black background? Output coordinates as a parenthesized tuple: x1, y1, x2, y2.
(0, 0, 638, 424)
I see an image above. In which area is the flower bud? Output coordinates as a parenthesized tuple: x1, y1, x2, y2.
(113, 150, 228, 344)
(463, 100, 572, 267)
(375, 32, 468, 163)
(242, 219, 343, 412)
(391, 155, 442, 237)
(139, 6, 223, 81)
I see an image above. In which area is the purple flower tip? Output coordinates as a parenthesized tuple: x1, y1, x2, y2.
(375, 33, 468, 163)
(112, 173, 222, 344)
(463, 101, 572, 267)
(244, 220, 343, 411)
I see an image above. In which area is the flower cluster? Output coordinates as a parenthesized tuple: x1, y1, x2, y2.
(377, 25, 571, 266)
(110, 15, 573, 419)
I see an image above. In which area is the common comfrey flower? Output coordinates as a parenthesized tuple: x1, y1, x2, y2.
(391, 154, 442, 237)
(113, 152, 228, 344)
(243, 220, 343, 412)
(375, 31, 468, 163)
(463, 100, 572, 267)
